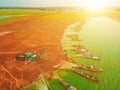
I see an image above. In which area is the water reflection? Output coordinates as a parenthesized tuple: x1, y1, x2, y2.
(80, 17, 120, 60)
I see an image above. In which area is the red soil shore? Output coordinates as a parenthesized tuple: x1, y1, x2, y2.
(0, 14, 80, 90)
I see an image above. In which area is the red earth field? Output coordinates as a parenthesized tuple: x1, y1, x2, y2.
(0, 13, 81, 90)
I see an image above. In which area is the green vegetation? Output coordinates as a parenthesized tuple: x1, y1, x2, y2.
(0, 9, 48, 16)
(0, 9, 50, 26)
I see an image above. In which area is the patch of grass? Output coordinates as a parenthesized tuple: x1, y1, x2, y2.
(0, 9, 48, 16)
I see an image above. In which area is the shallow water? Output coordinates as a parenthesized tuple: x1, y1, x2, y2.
(61, 16, 120, 90)
(0, 14, 32, 19)
(79, 17, 120, 90)
(80, 17, 120, 61)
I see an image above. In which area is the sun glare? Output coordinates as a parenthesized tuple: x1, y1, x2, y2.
(82, 0, 109, 11)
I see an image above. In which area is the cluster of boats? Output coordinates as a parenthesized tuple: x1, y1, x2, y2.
(75, 47, 101, 60)
(72, 64, 103, 82)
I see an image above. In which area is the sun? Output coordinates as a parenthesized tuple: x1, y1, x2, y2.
(82, 0, 109, 11)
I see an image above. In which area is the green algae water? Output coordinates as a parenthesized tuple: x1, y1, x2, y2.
(80, 17, 120, 60)
(60, 17, 120, 90)
(79, 17, 120, 90)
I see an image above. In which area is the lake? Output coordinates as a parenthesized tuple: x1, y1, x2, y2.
(61, 16, 120, 90)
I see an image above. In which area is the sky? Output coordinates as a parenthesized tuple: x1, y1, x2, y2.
(0, 0, 120, 7)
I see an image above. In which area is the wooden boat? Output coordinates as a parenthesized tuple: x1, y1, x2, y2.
(77, 64, 103, 72)
(57, 78, 77, 90)
(72, 69, 99, 82)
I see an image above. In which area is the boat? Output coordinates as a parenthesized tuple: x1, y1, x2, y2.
(72, 69, 99, 82)
(78, 64, 103, 72)
(57, 78, 77, 90)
